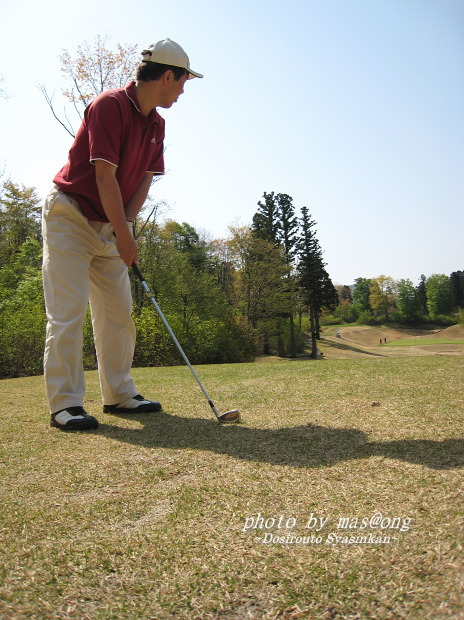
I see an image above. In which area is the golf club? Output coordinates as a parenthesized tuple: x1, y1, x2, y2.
(132, 263, 241, 424)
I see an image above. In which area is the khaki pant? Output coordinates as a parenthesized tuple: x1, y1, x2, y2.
(42, 188, 137, 414)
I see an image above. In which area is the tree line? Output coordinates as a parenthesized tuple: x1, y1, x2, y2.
(1, 178, 462, 379)
(0, 178, 339, 377)
(331, 272, 463, 327)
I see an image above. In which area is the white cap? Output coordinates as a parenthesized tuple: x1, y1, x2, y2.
(141, 38, 203, 79)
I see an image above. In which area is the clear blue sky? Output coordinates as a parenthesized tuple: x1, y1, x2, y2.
(1, 0, 463, 285)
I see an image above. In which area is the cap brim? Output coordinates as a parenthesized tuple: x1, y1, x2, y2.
(188, 69, 203, 79)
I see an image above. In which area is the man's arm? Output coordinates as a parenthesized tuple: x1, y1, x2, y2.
(125, 172, 154, 222)
(94, 160, 138, 267)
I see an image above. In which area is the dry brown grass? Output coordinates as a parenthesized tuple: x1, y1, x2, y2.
(320, 324, 464, 359)
(0, 356, 462, 619)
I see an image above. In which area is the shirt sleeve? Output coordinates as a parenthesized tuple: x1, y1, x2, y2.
(86, 93, 123, 167)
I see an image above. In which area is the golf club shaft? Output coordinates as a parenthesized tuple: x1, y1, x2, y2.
(131, 263, 222, 419)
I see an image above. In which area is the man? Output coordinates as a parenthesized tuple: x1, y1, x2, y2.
(42, 38, 203, 431)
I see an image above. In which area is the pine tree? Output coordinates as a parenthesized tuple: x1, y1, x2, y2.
(252, 192, 299, 356)
(312, 267, 339, 335)
(252, 191, 299, 260)
(276, 193, 299, 356)
(296, 207, 329, 357)
(275, 193, 299, 263)
(251, 191, 280, 244)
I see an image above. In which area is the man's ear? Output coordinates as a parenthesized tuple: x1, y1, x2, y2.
(162, 70, 174, 84)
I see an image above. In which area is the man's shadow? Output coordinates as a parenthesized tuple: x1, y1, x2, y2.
(97, 411, 463, 470)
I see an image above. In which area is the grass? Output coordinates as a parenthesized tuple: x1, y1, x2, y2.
(0, 356, 463, 619)
(385, 339, 464, 347)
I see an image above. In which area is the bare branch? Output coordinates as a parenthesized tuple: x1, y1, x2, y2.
(37, 85, 76, 138)
(40, 37, 138, 136)
(64, 102, 81, 133)
(70, 95, 83, 124)
(135, 183, 163, 240)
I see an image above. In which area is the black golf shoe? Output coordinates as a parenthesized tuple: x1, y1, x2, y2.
(103, 394, 162, 414)
(50, 406, 99, 431)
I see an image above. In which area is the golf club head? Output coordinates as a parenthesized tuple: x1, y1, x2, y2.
(218, 409, 241, 424)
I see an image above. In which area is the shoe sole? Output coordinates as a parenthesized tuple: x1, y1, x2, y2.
(50, 418, 99, 431)
(103, 403, 162, 414)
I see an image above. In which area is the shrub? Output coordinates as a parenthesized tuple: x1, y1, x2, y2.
(390, 311, 427, 325)
(458, 308, 464, 326)
(356, 310, 379, 325)
(133, 307, 182, 367)
(430, 314, 457, 327)
(132, 308, 256, 367)
(319, 314, 340, 326)
(332, 303, 358, 323)
(0, 300, 46, 378)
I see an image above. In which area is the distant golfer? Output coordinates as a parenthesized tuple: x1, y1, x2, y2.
(42, 39, 203, 431)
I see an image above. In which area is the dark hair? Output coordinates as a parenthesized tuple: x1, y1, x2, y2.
(136, 62, 188, 82)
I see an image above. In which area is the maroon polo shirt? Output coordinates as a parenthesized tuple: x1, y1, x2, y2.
(53, 81, 165, 221)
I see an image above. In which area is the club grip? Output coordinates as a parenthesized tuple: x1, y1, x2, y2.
(131, 262, 144, 282)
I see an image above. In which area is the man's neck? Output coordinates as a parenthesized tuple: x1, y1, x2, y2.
(134, 81, 160, 116)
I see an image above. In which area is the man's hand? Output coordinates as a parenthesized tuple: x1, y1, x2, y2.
(115, 223, 138, 267)
(94, 160, 139, 267)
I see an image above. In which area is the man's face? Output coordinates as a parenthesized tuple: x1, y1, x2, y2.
(160, 72, 189, 108)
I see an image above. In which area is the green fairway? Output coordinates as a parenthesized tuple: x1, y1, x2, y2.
(0, 357, 462, 619)
(385, 338, 464, 347)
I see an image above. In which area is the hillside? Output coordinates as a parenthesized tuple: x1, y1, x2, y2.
(319, 325, 464, 359)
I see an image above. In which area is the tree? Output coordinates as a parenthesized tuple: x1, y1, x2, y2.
(207, 238, 236, 303)
(0, 236, 45, 378)
(160, 221, 211, 273)
(252, 191, 299, 258)
(332, 285, 356, 323)
(336, 285, 353, 305)
(275, 193, 299, 264)
(252, 192, 300, 356)
(0, 237, 43, 301)
(369, 276, 396, 320)
(275, 193, 299, 357)
(417, 274, 427, 316)
(450, 271, 464, 309)
(134, 219, 254, 365)
(297, 207, 337, 357)
(0, 181, 41, 264)
(251, 191, 281, 245)
(352, 278, 372, 312)
(426, 274, 455, 320)
(297, 207, 322, 357)
(0, 179, 45, 378)
(230, 226, 290, 354)
(313, 268, 339, 331)
(396, 279, 421, 322)
(39, 36, 139, 137)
